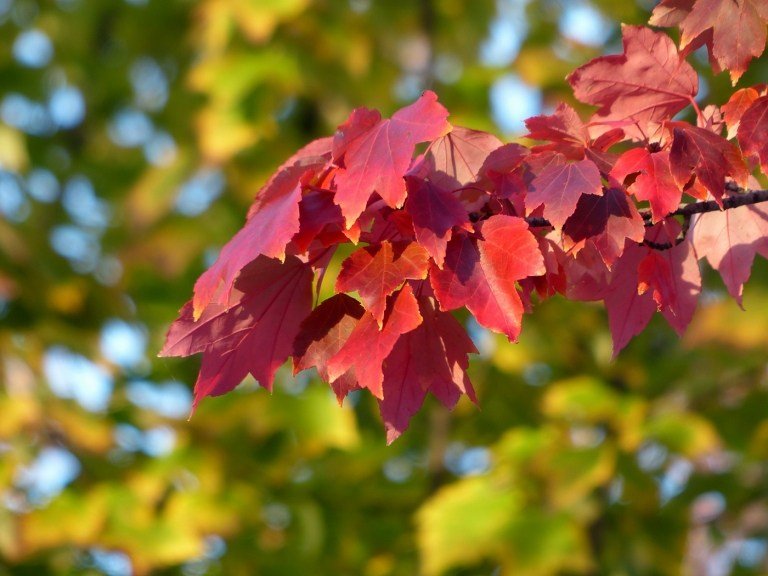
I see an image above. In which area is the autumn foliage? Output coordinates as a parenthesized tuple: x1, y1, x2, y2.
(162, 5, 768, 442)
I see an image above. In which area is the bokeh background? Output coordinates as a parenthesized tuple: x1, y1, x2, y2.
(1, 0, 768, 574)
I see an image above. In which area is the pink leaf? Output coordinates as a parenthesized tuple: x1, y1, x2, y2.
(603, 244, 657, 357)
(649, 0, 694, 27)
(526, 155, 603, 230)
(562, 186, 646, 267)
(192, 138, 331, 317)
(524, 103, 590, 159)
(640, 222, 701, 335)
(679, 0, 768, 85)
(722, 87, 761, 140)
(410, 126, 503, 190)
(568, 26, 697, 140)
(332, 91, 451, 226)
(692, 203, 768, 305)
(669, 122, 749, 204)
(737, 95, 768, 177)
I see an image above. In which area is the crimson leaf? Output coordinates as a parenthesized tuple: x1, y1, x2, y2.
(332, 91, 451, 226)
(162, 256, 314, 409)
(430, 215, 545, 341)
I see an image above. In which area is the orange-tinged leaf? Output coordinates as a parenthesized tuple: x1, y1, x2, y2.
(336, 241, 430, 326)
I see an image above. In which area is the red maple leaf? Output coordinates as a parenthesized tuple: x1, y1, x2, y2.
(291, 189, 361, 253)
(335, 241, 430, 326)
(161, 256, 314, 409)
(669, 122, 749, 204)
(637, 222, 701, 335)
(568, 26, 697, 140)
(722, 87, 762, 140)
(562, 242, 611, 302)
(561, 186, 646, 267)
(524, 103, 590, 159)
(678, 0, 768, 85)
(478, 143, 530, 213)
(379, 296, 477, 444)
(649, 0, 694, 27)
(525, 154, 603, 230)
(737, 95, 768, 177)
(292, 293, 365, 403)
(603, 221, 701, 355)
(404, 177, 470, 267)
(410, 126, 503, 191)
(603, 244, 657, 356)
(611, 148, 683, 223)
(192, 138, 332, 317)
(430, 215, 545, 341)
(692, 203, 768, 305)
(332, 91, 451, 226)
(326, 283, 422, 399)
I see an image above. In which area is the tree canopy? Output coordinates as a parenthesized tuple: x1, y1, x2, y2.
(2, 1, 768, 575)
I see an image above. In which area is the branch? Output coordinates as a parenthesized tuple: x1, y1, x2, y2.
(525, 188, 768, 250)
(666, 188, 768, 218)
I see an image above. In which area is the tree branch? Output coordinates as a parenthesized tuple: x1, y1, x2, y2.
(525, 188, 768, 250)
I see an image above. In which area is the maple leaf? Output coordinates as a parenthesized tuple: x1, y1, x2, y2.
(161, 256, 314, 409)
(562, 242, 611, 302)
(737, 95, 768, 177)
(611, 148, 682, 223)
(332, 107, 382, 159)
(526, 154, 603, 230)
(638, 222, 701, 335)
(410, 126, 503, 190)
(293, 293, 365, 403)
(326, 284, 422, 399)
(648, 0, 694, 27)
(292, 189, 361, 253)
(404, 177, 470, 267)
(561, 186, 646, 267)
(332, 91, 451, 226)
(430, 215, 545, 341)
(379, 296, 477, 444)
(568, 26, 697, 140)
(603, 244, 657, 356)
(335, 241, 430, 326)
(669, 122, 749, 204)
(678, 0, 768, 85)
(722, 87, 761, 140)
(603, 220, 701, 355)
(524, 103, 590, 159)
(192, 138, 332, 317)
(478, 142, 530, 212)
(526, 237, 568, 299)
(692, 203, 768, 305)
(480, 142, 529, 177)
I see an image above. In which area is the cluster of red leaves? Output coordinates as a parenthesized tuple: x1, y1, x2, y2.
(162, 13, 768, 441)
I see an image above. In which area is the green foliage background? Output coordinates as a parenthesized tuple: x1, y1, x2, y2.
(1, 0, 767, 574)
